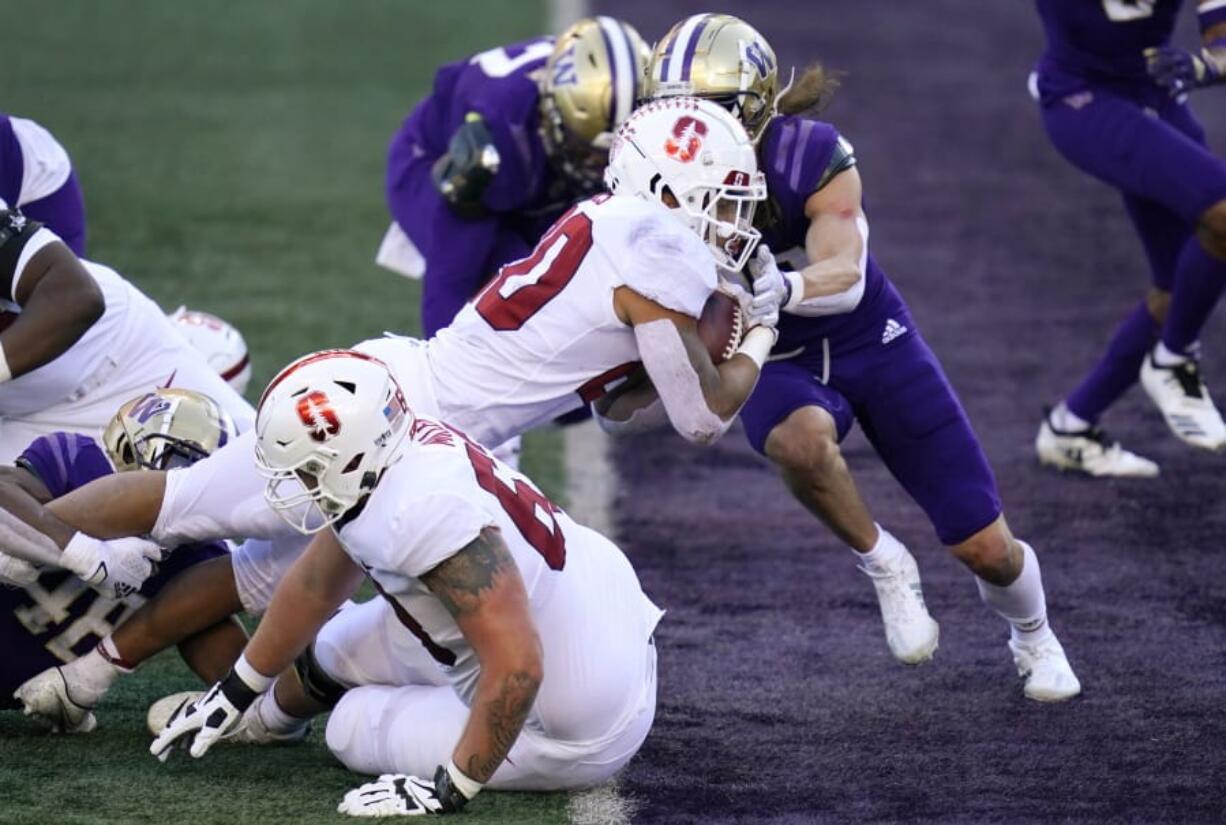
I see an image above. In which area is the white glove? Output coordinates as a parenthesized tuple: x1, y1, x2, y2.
(150, 674, 251, 761)
(60, 533, 162, 599)
(746, 245, 791, 329)
(0, 551, 39, 586)
(338, 774, 445, 817)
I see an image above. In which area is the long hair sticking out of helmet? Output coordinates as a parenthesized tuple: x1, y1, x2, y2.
(777, 63, 841, 118)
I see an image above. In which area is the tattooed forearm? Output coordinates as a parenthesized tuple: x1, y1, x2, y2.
(423, 527, 515, 616)
(464, 670, 540, 783)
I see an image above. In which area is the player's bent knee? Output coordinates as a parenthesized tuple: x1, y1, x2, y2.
(764, 407, 842, 475)
(949, 521, 1018, 584)
(1197, 199, 1226, 261)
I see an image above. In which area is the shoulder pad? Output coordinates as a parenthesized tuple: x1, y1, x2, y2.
(431, 113, 502, 219)
(815, 135, 856, 193)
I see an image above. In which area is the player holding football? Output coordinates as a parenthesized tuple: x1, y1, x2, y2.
(0, 203, 254, 465)
(18, 99, 785, 734)
(378, 16, 650, 336)
(1, 389, 245, 733)
(638, 14, 1079, 700)
(0, 112, 87, 255)
(149, 351, 663, 813)
(1033, 0, 1226, 473)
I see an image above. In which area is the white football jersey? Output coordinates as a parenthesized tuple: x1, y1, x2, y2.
(423, 194, 717, 449)
(335, 415, 657, 705)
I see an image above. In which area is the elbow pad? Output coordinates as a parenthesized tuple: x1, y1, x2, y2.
(634, 320, 732, 445)
(431, 113, 501, 219)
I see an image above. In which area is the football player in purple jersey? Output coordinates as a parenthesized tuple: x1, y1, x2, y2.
(0, 112, 87, 256)
(2, 389, 244, 732)
(642, 14, 1080, 701)
(1033, 0, 1226, 473)
(377, 16, 649, 337)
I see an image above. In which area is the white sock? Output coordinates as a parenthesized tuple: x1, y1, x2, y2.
(975, 541, 1050, 644)
(257, 686, 311, 734)
(854, 524, 906, 570)
(1050, 402, 1090, 433)
(62, 647, 124, 706)
(1153, 341, 1189, 367)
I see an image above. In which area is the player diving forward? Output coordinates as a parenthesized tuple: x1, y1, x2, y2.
(17, 98, 786, 730)
(629, 14, 1079, 700)
(1, 389, 244, 732)
(149, 351, 663, 813)
(1033, 0, 1226, 472)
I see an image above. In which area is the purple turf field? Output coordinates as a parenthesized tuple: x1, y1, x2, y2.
(593, 2, 1226, 822)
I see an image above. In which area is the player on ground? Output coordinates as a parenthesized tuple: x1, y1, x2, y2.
(2, 389, 244, 733)
(639, 14, 1079, 700)
(145, 351, 662, 812)
(1033, 0, 1226, 473)
(167, 307, 254, 396)
(16, 98, 782, 730)
(0, 204, 254, 464)
(378, 16, 649, 336)
(0, 113, 87, 255)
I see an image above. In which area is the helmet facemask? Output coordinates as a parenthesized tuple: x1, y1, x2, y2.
(103, 389, 235, 473)
(668, 172, 765, 273)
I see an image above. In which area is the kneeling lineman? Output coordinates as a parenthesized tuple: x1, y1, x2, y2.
(151, 350, 661, 814)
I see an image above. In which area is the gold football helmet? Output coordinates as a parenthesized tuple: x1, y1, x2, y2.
(539, 16, 650, 193)
(103, 388, 236, 472)
(645, 14, 779, 143)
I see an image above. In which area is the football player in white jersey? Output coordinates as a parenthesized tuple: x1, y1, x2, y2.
(0, 203, 254, 464)
(148, 351, 662, 812)
(14, 98, 784, 733)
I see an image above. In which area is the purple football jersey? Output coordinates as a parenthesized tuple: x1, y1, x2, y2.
(0, 115, 22, 209)
(1035, 0, 1183, 98)
(0, 433, 226, 707)
(758, 114, 897, 353)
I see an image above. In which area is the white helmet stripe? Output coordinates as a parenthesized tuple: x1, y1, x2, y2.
(597, 15, 634, 126)
(665, 14, 708, 83)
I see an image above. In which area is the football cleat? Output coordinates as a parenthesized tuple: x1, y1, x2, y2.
(858, 548, 940, 665)
(147, 691, 309, 745)
(1035, 416, 1159, 478)
(1009, 633, 1082, 702)
(1139, 351, 1226, 451)
(14, 667, 98, 733)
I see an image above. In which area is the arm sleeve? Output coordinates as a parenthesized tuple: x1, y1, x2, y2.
(388, 492, 496, 579)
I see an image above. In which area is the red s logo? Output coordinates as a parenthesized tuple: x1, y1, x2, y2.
(296, 391, 340, 442)
(664, 116, 708, 163)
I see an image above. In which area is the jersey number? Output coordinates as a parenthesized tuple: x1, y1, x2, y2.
(471, 40, 554, 78)
(464, 438, 566, 570)
(1102, 0, 1156, 21)
(476, 210, 593, 331)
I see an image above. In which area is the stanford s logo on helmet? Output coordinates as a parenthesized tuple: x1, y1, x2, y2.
(664, 116, 708, 163)
(296, 391, 341, 442)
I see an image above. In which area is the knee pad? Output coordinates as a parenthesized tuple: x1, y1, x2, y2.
(293, 642, 349, 709)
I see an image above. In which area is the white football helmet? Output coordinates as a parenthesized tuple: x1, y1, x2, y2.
(168, 307, 253, 396)
(254, 350, 413, 534)
(604, 96, 766, 272)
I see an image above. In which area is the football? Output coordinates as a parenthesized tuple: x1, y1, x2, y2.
(697, 290, 744, 364)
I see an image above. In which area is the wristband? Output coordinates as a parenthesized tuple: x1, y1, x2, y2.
(437, 761, 482, 811)
(224, 652, 276, 712)
(735, 325, 778, 369)
(0, 341, 10, 383)
(60, 532, 103, 582)
(782, 271, 806, 311)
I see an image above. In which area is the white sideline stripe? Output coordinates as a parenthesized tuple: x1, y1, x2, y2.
(567, 780, 638, 825)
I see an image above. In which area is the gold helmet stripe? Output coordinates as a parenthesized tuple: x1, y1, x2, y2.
(662, 13, 713, 84)
(596, 15, 635, 128)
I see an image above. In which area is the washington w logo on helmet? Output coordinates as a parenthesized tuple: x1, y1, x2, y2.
(296, 391, 341, 442)
(664, 116, 708, 163)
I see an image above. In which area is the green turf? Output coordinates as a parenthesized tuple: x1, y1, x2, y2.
(2, 1, 569, 821)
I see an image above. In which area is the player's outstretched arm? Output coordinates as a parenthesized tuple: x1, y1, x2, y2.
(1, 231, 104, 381)
(151, 527, 363, 762)
(419, 526, 543, 808)
(615, 286, 774, 444)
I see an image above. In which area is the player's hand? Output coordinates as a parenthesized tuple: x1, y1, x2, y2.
(746, 245, 788, 329)
(1145, 45, 1225, 95)
(0, 551, 39, 586)
(338, 774, 446, 817)
(60, 533, 162, 599)
(149, 670, 257, 762)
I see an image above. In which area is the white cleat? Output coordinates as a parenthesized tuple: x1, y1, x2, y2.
(146, 690, 309, 745)
(859, 548, 940, 665)
(1035, 417, 1159, 478)
(1139, 352, 1226, 451)
(1009, 633, 1081, 702)
(14, 667, 98, 733)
